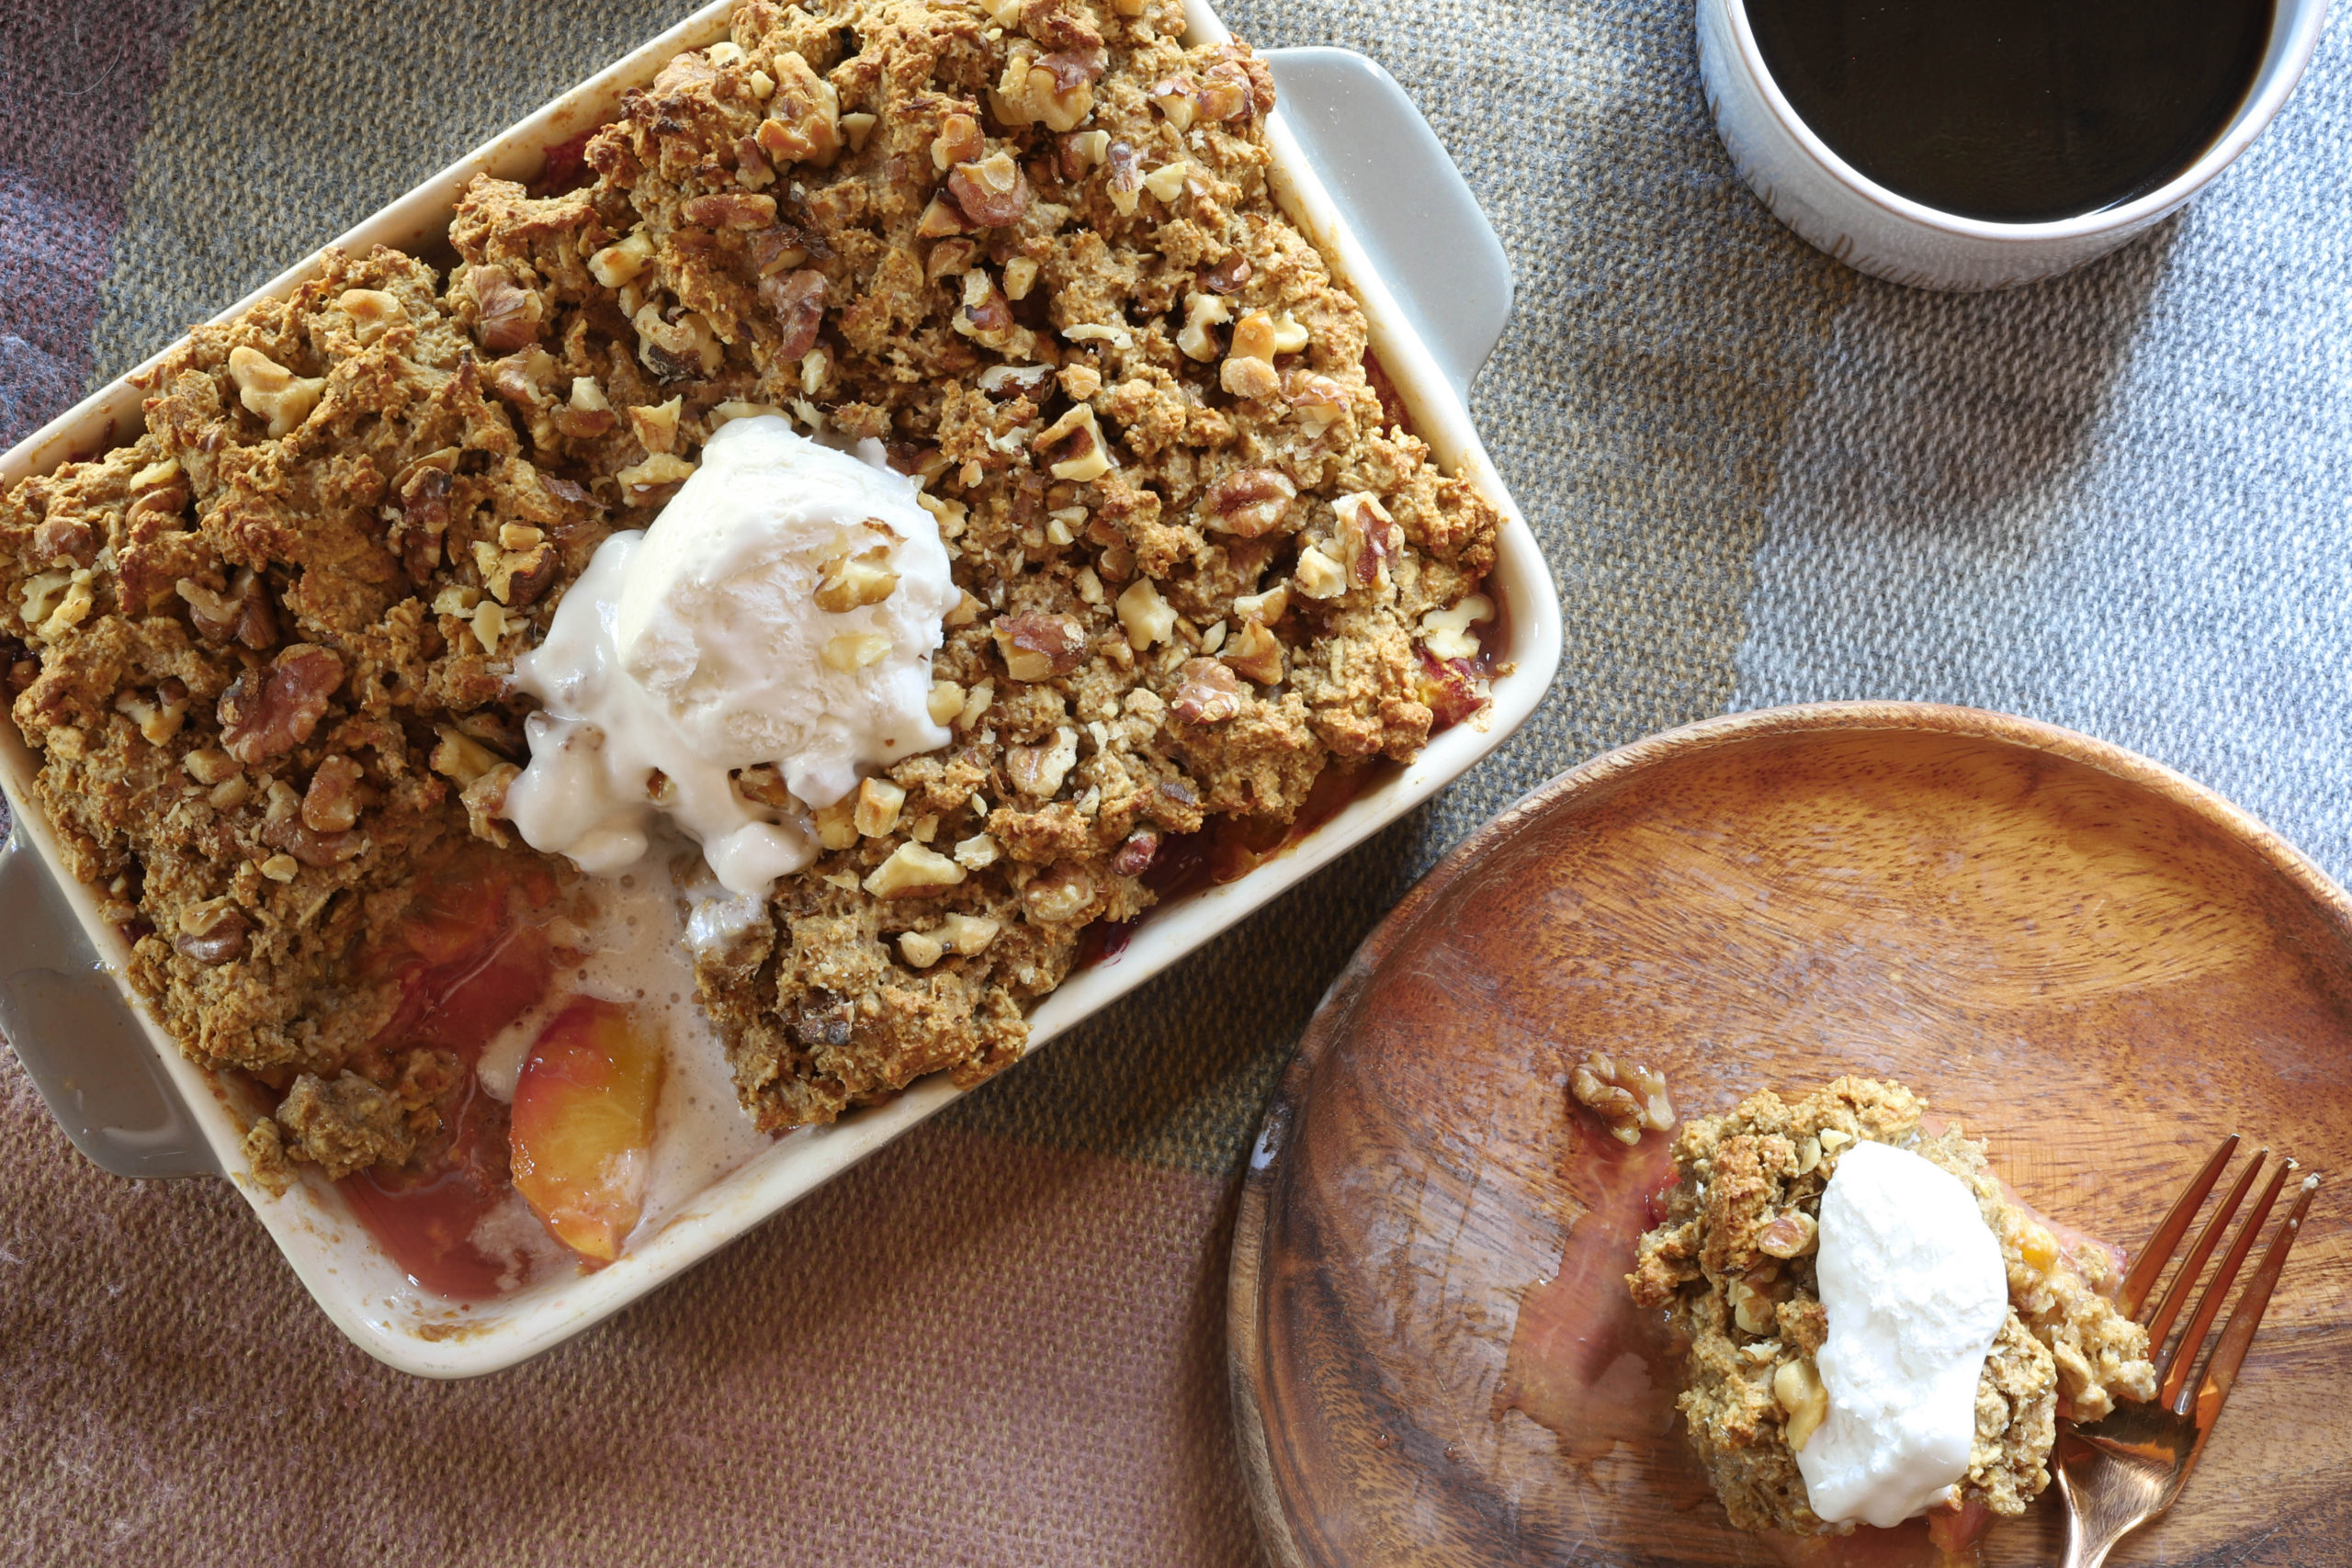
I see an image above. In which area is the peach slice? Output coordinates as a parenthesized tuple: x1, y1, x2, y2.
(509, 998, 662, 1263)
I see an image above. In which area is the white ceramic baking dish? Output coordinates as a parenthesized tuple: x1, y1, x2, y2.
(0, 0, 1558, 1375)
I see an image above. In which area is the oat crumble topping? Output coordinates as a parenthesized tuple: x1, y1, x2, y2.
(1626, 1077, 2156, 1537)
(0, 0, 1502, 1187)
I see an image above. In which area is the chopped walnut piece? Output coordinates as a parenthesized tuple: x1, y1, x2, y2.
(183, 748, 241, 786)
(937, 912, 1001, 955)
(1170, 658, 1243, 725)
(863, 841, 967, 897)
(261, 809, 363, 868)
(300, 756, 366, 834)
(1110, 828, 1159, 877)
(755, 52, 842, 166)
(335, 288, 404, 344)
(758, 268, 829, 360)
(487, 346, 557, 409)
(617, 453, 696, 504)
(1202, 468, 1296, 537)
(1196, 60, 1254, 121)
(1114, 578, 1176, 649)
(627, 395, 684, 454)
(1292, 545, 1345, 600)
(1030, 402, 1111, 482)
(683, 191, 779, 229)
(898, 929, 946, 968)
(1006, 726, 1080, 797)
(1219, 311, 1280, 400)
(1288, 372, 1351, 436)
(1143, 160, 1191, 203)
(932, 112, 986, 170)
(1774, 1357, 1828, 1452)
(956, 677, 994, 728)
(431, 726, 503, 787)
(633, 304, 723, 380)
(854, 777, 906, 838)
(1757, 1210, 1820, 1259)
(947, 151, 1030, 228)
(1021, 862, 1096, 924)
(114, 681, 190, 745)
(499, 544, 560, 608)
(993, 613, 1087, 681)
(1421, 592, 1495, 660)
(174, 900, 251, 966)
(226, 346, 327, 437)
(992, 42, 1101, 132)
(588, 231, 655, 288)
(1176, 291, 1233, 361)
(816, 546, 899, 611)
(813, 795, 859, 850)
(468, 265, 541, 351)
(916, 193, 976, 238)
(392, 457, 456, 585)
(1233, 582, 1288, 625)
(1149, 76, 1196, 130)
(1569, 1051, 1674, 1145)
(732, 762, 795, 809)
(217, 645, 345, 766)
(33, 517, 99, 569)
(1221, 618, 1283, 685)
(1336, 491, 1400, 591)
(171, 570, 275, 649)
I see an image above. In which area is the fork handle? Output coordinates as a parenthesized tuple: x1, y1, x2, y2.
(2056, 1466, 2141, 1568)
(2061, 1528, 2114, 1568)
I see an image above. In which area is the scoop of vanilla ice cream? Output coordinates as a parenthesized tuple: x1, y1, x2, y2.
(503, 416, 956, 895)
(1798, 1140, 2008, 1529)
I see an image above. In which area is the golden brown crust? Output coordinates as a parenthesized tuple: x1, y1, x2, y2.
(0, 0, 1500, 1170)
(1628, 1077, 2154, 1538)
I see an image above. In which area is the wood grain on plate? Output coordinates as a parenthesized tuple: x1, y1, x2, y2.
(1229, 703, 2352, 1568)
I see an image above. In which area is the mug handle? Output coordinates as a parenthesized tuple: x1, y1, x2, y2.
(1263, 47, 1516, 400)
(0, 819, 219, 1178)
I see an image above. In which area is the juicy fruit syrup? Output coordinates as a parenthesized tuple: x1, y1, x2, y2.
(338, 863, 560, 1300)
(1742, 0, 2275, 222)
(1491, 1120, 1684, 1459)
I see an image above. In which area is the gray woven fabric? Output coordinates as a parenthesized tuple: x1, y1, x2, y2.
(1733, 8, 2352, 885)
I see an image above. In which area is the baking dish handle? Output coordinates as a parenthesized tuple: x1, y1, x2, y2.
(0, 820, 220, 1178)
(1264, 47, 1516, 400)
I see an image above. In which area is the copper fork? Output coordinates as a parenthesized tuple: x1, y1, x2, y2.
(2053, 1135, 2322, 1568)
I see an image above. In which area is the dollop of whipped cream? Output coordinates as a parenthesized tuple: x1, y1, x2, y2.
(1798, 1139, 2008, 1529)
(504, 415, 956, 895)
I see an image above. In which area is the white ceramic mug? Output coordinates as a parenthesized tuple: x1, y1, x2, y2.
(1696, 0, 2333, 291)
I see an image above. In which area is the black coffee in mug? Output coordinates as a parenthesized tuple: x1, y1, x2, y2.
(1740, 0, 2277, 223)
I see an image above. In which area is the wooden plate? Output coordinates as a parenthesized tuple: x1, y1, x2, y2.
(1228, 703, 2352, 1567)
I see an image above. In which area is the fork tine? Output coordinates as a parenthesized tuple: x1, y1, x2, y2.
(2125, 1134, 2242, 1314)
(2144, 1146, 2267, 1358)
(2158, 1157, 2298, 1410)
(2187, 1171, 2322, 1421)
